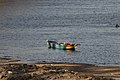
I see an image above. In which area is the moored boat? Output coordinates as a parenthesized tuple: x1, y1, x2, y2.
(47, 40, 78, 50)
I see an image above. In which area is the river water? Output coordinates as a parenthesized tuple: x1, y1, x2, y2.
(0, 0, 120, 66)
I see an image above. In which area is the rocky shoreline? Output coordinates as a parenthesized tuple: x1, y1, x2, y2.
(0, 57, 120, 80)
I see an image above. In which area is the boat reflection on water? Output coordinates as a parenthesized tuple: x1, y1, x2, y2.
(65, 49, 80, 54)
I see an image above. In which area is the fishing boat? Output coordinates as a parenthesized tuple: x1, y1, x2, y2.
(47, 40, 78, 50)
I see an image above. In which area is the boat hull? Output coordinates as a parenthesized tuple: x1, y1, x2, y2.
(47, 40, 76, 50)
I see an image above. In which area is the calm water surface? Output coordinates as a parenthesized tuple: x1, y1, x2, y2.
(0, 0, 120, 66)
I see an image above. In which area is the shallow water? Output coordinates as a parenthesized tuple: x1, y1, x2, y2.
(0, 0, 120, 66)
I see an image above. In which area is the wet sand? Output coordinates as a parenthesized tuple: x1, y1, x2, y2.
(0, 57, 120, 80)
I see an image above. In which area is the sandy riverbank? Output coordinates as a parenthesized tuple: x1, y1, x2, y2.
(0, 57, 120, 80)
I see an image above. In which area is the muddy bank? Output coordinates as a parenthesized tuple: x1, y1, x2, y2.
(0, 58, 120, 80)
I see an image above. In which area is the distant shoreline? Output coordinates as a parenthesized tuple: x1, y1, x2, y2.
(0, 57, 120, 67)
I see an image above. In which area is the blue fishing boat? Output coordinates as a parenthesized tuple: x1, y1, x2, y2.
(47, 40, 78, 50)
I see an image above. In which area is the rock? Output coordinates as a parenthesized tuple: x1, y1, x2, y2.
(8, 71, 13, 74)
(0, 71, 7, 79)
(7, 74, 32, 80)
(31, 73, 38, 77)
(0, 73, 3, 79)
(64, 69, 68, 72)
